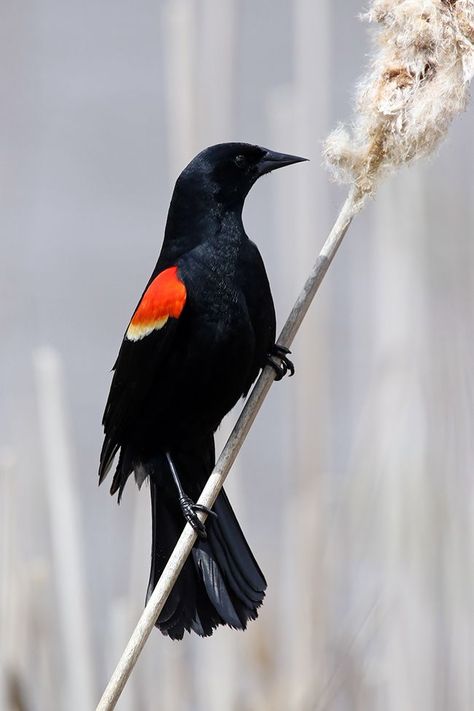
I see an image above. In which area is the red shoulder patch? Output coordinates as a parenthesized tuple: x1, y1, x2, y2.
(126, 266, 187, 341)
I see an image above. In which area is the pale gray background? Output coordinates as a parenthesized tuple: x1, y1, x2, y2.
(1, 1, 473, 710)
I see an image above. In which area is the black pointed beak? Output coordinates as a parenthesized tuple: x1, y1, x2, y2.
(258, 149, 309, 176)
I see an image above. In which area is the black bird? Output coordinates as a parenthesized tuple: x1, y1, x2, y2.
(99, 143, 306, 639)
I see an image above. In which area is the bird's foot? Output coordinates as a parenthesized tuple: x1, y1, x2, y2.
(266, 344, 295, 381)
(179, 495, 217, 539)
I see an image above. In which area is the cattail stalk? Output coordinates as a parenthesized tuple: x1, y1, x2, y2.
(97, 2, 473, 708)
(96, 190, 357, 711)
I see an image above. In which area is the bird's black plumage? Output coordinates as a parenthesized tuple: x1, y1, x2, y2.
(99, 142, 306, 638)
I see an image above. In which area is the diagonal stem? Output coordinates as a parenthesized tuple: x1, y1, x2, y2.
(96, 188, 360, 711)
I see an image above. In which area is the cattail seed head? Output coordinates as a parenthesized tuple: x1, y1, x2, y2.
(324, 0, 474, 204)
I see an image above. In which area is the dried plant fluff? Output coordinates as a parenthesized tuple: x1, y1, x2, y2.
(324, 0, 474, 202)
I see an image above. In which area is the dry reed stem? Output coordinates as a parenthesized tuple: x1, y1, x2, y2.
(96, 191, 357, 711)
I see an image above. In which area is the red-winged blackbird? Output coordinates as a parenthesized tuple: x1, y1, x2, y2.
(99, 143, 306, 639)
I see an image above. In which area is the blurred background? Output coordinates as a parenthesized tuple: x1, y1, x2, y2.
(1, 1, 473, 709)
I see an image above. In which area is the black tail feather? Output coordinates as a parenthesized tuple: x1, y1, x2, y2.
(210, 490, 267, 593)
(145, 442, 266, 639)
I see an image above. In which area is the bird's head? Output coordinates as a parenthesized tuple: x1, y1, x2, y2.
(176, 142, 308, 210)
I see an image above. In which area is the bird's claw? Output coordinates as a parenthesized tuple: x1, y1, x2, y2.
(179, 495, 217, 539)
(266, 344, 295, 381)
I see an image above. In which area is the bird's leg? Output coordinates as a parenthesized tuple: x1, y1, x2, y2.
(266, 344, 295, 381)
(165, 452, 217, 539)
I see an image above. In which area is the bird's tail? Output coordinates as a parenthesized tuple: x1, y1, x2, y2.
(146, 439, 266, 639)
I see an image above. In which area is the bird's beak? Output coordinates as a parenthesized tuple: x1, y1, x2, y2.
(258, 149, 309, 176)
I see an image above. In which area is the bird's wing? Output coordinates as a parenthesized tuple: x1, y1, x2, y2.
(238, 240, 276, 390)
(99, 265, 187, 483)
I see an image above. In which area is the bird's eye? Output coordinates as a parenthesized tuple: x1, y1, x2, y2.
(234, 154, 247, 168)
